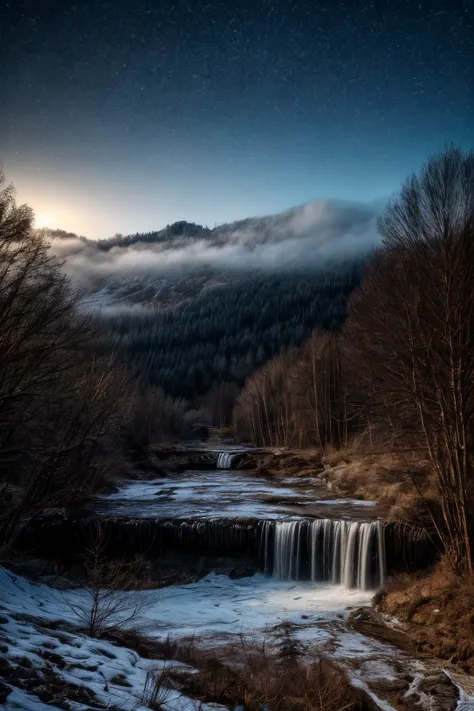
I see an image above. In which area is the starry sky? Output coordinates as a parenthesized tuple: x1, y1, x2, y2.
(1, 0, 473, 238)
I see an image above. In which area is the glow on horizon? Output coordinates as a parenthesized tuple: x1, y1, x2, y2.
(34, 212, 53, 229)
(12, 164, 393, 241)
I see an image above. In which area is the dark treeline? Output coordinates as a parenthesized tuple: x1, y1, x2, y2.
(96, 221, 212, 250)
(234, 332, 349, 450)
(0, 173, 128, 551)
(0, 175, 195, 553)
(234, 147, 474, 576)
(100, 268, 363, 399)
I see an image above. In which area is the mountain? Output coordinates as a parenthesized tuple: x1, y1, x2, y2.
(45, 196, 379, 252)
(45, 198, 381, 398)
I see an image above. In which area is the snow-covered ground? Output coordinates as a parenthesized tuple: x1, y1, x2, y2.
(0, 567, 374, 645)
(0, 568, 225, 711)
(2, 567, 474, 710)
(0, 567, 381, 709)
(133, 572, 374, 641)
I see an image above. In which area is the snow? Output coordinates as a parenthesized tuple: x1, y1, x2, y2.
(0, 567, 226, 711)
(447, 671, 474, 709)
(4, 687, 64, 711)
(311, 498, 377, 507)
(0, 566, 383, 709)
(3, 566, 473, 710)
(95, 471, 320, 519)
(346, 675, 398, 711)
(0, 566, 374, 643)
(134, 572, 374, 642)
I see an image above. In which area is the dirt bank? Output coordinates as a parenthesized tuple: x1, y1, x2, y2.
(375, 563, 474, 675)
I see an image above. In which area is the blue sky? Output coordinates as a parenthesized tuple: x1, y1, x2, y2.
(2, 0, 473, 238)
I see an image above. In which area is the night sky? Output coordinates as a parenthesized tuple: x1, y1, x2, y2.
(1, 0, 473, 238)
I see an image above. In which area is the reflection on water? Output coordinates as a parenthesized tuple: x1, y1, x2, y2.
(94, 469, 377, 520)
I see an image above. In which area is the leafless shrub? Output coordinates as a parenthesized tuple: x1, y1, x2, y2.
(164, 628, 358, 711)
(65, 523, 150, 637)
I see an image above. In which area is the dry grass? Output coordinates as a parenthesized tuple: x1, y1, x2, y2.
(378, 560, 474, 671)
(114, 627, 366, 711)
(321, 432, 370, 468)
(321, 444, 435, 516)
(165, 656, 360, 711)
(102, 629, 182, 660)
(140, 666, 183, 710)
(256, 449, 324, 478)
(210, 426, 235, 438)
(143, 627, 366, 711)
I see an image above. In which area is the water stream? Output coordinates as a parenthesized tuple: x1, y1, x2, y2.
(94, 450, 383, 590)
(18, 448, 466, 709)
(95, 465, 377, 521)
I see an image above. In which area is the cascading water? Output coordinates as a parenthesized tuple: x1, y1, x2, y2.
(216, 452, 235, 469)
(261, 519, 385, 590)
(28, 513, 388, 592)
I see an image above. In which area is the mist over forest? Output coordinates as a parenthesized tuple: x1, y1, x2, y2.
(47, 198, 380, 289)
(42, 198, 379, 399)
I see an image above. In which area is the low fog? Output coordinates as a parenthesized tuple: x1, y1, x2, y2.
(49, 198, 383, 295)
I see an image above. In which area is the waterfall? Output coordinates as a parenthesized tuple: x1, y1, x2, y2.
(272, 519, 385, 590)
(259, 520, 273, 576)
(274, 520, 300, 580)
(216, 452, 235, 469)
(23, 513, 399, 586)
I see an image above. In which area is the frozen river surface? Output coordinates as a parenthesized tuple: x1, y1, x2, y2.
(94, 469, 378, 520)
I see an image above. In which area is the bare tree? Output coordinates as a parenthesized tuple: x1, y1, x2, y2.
(291, 332, 349, 450)
(0, 172, 131, 552)
(66, 523, 149, 637)
(344, 147, 474, 573)
(233, 334, 351, 451)
(204, 380, 239, 430)
(233, 349, 297, 447)
(125, 384, 188, 447)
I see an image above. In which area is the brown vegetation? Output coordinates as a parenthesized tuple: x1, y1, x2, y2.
(234, 146, 474, 577)
(377, 559, 474, 673)
(344, 147, 474, 573)
(321, 451, 437, 521)
(234, 332, 351, 449)
(143, 627, 364, 711)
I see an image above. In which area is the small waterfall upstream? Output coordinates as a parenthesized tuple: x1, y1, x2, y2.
(260, 519, 385, 590)
(216, 452, 235, 469)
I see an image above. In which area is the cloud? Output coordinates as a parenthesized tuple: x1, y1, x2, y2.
(49, 198, 383, 298)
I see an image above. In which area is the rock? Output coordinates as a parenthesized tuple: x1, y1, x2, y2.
(369, 677, 407, 692)
(236, 456, 258, 470)
(403, 669, 459, 711)
(348, 607, 415, 652)
(229, 567, 257, 579)
(0, 680, 11, 705)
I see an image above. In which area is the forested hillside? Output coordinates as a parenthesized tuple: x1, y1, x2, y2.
(44, 198, 375, 402)
(100, 266, 363, 398)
